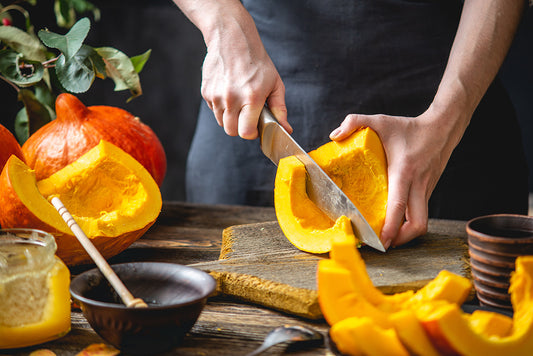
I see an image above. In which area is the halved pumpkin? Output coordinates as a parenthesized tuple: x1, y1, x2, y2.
(274, 127, 387, 253)
(0, 140, 162, 265)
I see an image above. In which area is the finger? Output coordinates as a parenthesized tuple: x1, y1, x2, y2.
(238, 104, 263, 140)
(222, 106, 239, 136)
(212, 103, 225, 128)
(330, 114, 375, 141)
(392, 182, 429, 247)
(380, 173, 409, 250)
(267, 82, 291, 134)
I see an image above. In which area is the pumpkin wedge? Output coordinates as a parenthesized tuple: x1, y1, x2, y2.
(0, 140, 162, 265)
(419, 256, 533, 356)
(274, 127, 387, 253)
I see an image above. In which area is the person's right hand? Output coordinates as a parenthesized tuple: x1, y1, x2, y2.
(197, 2, 291, 139)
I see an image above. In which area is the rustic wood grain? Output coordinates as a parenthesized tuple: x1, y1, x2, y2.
(4, 202, 472, 355)
(191, 218, 471, 319)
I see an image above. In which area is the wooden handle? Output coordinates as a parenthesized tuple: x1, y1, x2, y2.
(51, 197, 148, 308)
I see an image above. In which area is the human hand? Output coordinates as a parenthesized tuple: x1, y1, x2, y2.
(329, 107, 463, 249)
(199, 6, 291, 139)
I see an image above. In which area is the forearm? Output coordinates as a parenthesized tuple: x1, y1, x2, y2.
(172, 0, 260, 48)
(429, 0, 524, 146)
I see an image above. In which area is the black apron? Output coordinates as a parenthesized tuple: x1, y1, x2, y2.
(185, 0, 529, 220)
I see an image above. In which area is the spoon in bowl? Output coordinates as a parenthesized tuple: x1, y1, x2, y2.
(50, 196, 148, 308)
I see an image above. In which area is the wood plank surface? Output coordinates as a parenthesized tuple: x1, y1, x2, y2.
(3, 202, 472, 355)
(191, 219, 471, 319)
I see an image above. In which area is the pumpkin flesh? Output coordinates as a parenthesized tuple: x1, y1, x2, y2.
(0, 140, 162, 265)
(309, 127, 388, 237)
(274, 127, 388, 253)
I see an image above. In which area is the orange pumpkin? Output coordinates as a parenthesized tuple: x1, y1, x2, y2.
(0, 123, 24, 172)
(22, 93, 166, 186)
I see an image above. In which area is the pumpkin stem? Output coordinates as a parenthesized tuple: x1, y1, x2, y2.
(55, 93, 89, 121)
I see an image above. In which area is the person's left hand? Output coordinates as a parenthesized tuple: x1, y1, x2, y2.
(329, 107, 463, 249)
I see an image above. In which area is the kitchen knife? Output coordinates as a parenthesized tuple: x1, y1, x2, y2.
(258, 106, 386, 252)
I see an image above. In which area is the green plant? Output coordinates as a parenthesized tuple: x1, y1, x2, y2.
(0, 0, 150, 143)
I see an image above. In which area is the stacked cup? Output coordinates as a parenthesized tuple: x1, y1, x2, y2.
(467, 214, 533, 309)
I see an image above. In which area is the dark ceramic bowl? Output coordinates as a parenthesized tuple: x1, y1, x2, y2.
(70, 262, 216, 355)
(467, 214, 533, 309)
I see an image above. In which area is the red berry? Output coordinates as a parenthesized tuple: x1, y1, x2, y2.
(2, 18, 12, 26)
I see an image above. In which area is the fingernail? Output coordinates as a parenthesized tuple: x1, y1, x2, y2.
(383, 239, 391, 250)
(330, 128, 341, 139)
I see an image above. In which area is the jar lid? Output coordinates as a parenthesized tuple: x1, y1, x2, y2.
(0, 229, 57, 278)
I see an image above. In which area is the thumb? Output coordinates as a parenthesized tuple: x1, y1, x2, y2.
(330, 113, 374, 141)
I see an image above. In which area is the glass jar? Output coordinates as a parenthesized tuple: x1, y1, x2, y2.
(0, 229, 71, 349)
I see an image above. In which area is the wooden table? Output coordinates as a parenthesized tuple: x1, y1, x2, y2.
(3, 202, 469, 356)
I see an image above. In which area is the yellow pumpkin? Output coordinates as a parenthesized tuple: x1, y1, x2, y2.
(274, 127, 388, 253)
(0, 140, 162, 265)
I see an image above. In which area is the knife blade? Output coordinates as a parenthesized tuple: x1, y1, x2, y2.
(258, 106, 386, 252)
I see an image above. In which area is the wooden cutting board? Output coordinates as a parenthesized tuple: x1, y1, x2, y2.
(190, 219, 471, 319)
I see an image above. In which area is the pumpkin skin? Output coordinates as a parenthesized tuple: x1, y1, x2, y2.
(22, 93, 166, 186)
(274, 127, 387, 253)
(0, 123, 24, 171)
(0, 140, 162, 266)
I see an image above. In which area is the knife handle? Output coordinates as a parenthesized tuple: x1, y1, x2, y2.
(258, 106, 278, 136)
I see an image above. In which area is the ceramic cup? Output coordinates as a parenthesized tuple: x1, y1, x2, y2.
(466, 214, 533, 309)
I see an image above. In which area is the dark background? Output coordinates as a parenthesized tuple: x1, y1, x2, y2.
(1, 1, 532, 202)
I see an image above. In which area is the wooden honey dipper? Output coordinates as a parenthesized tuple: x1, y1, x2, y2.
(51, 197, 148, 308)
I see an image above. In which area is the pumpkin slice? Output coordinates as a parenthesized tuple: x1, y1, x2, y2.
(389, 310, 441, 356)
(467, 310, 513, 338)
(317, 259, 392, 327)
(419, 256, 533, 356)
(330, 317, 409, 356)
(274, 127, 387, 253)
(0, 140, 162, 265)
(319, 226, 475, 355)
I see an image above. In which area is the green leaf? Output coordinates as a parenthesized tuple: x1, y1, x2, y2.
(0, 25, 47, 61)
(89, 48, 106, 79)
(34, 83, 57, 118)
(130, 49, 151, 74)
(54, 0, 100, 28)
(18, 89, 53, 139)
(38, 17, 90, 60)
(55, 44, 95, 93)
(96, 47, 143, 101)
(14, 107, 30, 144)
(0, 49, 44, 86)
(54, 0, 76, 28)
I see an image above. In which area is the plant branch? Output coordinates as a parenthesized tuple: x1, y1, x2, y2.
(0, 74, 20, 92)
(42, 56, 59, 68)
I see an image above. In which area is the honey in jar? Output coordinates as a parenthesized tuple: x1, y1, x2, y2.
(0, 229, 71, 349)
